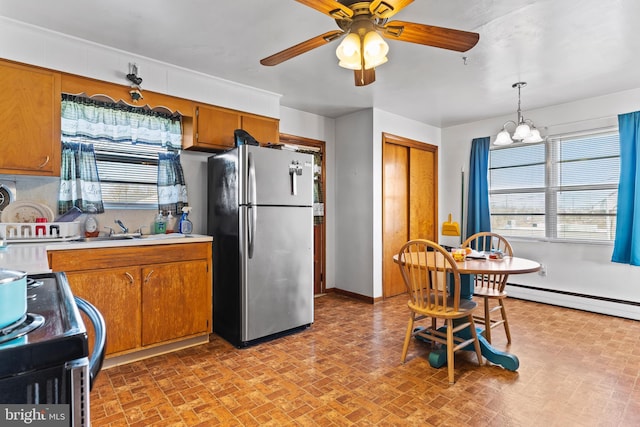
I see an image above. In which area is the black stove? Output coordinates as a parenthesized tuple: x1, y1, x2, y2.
(0, 273, 88, 379)
(0, 272, 105, 427)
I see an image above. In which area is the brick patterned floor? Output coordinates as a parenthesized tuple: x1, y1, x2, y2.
(90, 294, 640, 426)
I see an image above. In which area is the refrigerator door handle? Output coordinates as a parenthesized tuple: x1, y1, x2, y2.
(248, 206, 256, 259)
(289, 161, 302, 196)
(248, 152, 257, 259)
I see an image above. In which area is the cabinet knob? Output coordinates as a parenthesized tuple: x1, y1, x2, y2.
(124, 272, 134, 284)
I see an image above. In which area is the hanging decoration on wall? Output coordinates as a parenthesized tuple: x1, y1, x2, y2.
(126, 63, 143, 102)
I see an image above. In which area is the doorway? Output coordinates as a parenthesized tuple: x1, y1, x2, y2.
(279, 133, 326, 295)
(382, 133, 438, 298)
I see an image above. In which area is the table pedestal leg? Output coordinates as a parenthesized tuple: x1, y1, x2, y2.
(414, 274, 519, 372)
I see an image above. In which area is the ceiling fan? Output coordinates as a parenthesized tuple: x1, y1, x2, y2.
(260, 0, 480, 86)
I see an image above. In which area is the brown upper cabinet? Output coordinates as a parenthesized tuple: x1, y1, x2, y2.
(0, 59, 61, 176)
(186, 103, 279, 152)
(0, 57, 280, 165)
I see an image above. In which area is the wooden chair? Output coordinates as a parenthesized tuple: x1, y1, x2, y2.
(397, 239, 483, 384)
(462, 232, 514, 344)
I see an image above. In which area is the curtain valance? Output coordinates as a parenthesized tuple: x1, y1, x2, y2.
(61, 94, 182, 148)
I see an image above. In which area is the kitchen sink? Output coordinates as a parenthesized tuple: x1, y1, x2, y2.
(69, 233, 187, 243)
(70, 234, 141, 242)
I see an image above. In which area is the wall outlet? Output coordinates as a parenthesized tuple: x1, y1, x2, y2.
(538, 264, 547, 277)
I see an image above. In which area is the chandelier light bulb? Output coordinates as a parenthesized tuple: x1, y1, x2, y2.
(523, 127, 543, 143)
(513, 123, 531, 140)
(494, 129, 514, 145)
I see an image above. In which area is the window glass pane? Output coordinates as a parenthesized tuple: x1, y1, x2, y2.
(490, 192, 545, 214)
(559, 134, 619, 161)
(490, 164, 545, 190)
(490, 143, 544, 168)
(101, 182, 158, 205)
(490, 192, 545, 237)
(491, 214, 546, 238)
(559, 157, 620, 187)
(557, 189, 618, 214)
(557, 215, 616, 240)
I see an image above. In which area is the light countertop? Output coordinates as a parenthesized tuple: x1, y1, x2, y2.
(0, 234, 213, 274)
(0, 243, 51, 274)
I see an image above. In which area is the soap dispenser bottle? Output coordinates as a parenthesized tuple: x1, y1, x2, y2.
(154, 211, 166, 234)
(84, 204, 99, 238)
(165, 211, 176, 233)
(178, 207, 193, 235)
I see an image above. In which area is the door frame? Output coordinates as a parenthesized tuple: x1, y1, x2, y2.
(279, 133, 326, 295)
(382, 132, 439, 299)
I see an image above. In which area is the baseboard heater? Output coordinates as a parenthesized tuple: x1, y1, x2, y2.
(507, 282, 640, 307)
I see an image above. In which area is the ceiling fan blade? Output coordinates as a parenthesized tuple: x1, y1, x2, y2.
(369, 0, 414, 19)
(354, 68, 376, 86)
(295, 0, 353, 20)
(382, 21, 479, 52)
(260, 30, 345, 66)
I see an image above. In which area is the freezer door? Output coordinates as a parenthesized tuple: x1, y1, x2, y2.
(239, 145, 314, 207)
(240, 205, 313, 342)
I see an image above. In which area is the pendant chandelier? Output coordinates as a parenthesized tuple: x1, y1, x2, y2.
(494, 82, 544, 145)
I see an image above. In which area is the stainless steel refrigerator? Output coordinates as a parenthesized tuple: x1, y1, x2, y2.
(207, 145, 314, 347)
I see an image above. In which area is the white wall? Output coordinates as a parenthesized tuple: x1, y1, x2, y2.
(441, 88, 640, 319)
(334, 110, 374, 296)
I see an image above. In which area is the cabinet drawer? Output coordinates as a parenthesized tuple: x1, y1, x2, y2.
(49, 242, 211, 271)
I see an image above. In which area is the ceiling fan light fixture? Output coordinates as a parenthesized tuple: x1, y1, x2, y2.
(336, 33, 362, 70)
(363, 30, 389, 69)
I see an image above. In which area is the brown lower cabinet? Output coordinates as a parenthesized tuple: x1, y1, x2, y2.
(48, 242, 212, 357)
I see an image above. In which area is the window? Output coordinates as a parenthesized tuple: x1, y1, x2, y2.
(489, 130, 620, 242)
(61, 95, 182, 209)
(62, 136, 176, 208)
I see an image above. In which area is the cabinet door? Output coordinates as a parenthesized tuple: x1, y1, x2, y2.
(141, 260, 210, 346)
(194, 104, 240, 150)
(241, 114, 279, 145)
(66, 268, 141, 355)
(0, 60, 61, 176)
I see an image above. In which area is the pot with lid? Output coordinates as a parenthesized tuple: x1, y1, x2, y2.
(0, 269, 27, 328)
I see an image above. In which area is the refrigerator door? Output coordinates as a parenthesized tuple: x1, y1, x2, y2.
(240, 204, 313, 342)
(239, 145, 314, 207)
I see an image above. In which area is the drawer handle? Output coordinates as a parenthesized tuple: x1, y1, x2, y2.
(144, 270, 154, 283)
(124, 272, 134, 284)
(38, 156, 50, 168)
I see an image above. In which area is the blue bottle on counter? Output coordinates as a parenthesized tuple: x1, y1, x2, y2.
(178, 207, 193, 235)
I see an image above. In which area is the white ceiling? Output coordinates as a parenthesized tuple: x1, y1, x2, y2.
(1, 0, 639, 128)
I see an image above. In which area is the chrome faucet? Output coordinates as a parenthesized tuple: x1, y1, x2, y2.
(114, 219, 128, 234)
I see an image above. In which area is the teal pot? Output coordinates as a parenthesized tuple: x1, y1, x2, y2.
(0, 269, 27, 328)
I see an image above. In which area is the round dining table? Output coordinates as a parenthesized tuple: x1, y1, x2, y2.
(393, 253, 541, 371)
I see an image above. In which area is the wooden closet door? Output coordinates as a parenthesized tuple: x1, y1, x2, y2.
(382, 134, 438, 298)
(383, 143, 409, 297)
(409, 147, 437, 240)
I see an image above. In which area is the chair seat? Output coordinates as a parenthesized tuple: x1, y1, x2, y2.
(473, 287, 507, 298)
(409, 296, 477, 318)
